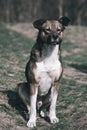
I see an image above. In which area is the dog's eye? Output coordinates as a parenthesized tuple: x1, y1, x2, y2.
(57, 27, 65, 32)
(46, 28, 51, 32)
(43, 28, 51, 34)
(57, 29, 61, 32)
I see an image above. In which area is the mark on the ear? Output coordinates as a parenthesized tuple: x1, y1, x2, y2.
(33, 19, 47, 29)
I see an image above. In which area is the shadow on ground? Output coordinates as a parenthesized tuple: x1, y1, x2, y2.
(0, 89, 28, 121)
(0, 86, 51, 125)
(69, 63, 87, 73)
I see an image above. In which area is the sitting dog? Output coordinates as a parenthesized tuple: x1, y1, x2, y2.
(17, 16, 70, 128)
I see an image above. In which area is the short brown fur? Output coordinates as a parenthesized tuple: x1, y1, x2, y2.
(17, 16, 70, 128)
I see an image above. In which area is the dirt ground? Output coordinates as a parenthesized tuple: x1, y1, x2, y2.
(0, 23, 87, 130)
(7, 23, 87, 45)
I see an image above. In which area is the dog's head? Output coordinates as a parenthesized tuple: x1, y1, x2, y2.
(33, 17, 70, 45)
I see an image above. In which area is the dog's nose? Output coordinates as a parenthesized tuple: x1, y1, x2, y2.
(53, 33, 58, 39)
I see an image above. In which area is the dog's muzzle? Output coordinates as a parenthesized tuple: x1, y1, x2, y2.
(47, 33, 61, 45)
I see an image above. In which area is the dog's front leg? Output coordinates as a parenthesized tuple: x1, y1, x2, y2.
(27, 84, 38, 128)
(49, 82, 59, 124)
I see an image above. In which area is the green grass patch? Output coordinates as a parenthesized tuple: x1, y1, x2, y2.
(61, 40, 76, 52)
(0, 23, 34, 60)
(0, 24, 87, 130)
(61, 40, 87, 64)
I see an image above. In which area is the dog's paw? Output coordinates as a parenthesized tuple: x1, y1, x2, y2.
(27, 119, 36, 128)
(40, 110, 45, 117)
(50, 116, 59, 124)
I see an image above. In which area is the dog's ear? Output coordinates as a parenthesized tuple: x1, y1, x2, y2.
(58, 16, 70, 26)
(33, 19, 46, 30)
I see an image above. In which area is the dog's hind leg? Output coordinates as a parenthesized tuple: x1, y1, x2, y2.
(37, 91, 51, 118)
(17, 83, 30, 118)
(39, 103, 50, 118)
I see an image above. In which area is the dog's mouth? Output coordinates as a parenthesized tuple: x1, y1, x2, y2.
(51, 38, 60, 44)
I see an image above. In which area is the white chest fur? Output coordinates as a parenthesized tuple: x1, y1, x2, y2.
(36, 45, 62, 95)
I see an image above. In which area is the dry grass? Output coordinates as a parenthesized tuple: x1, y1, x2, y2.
(0, 23, 87, 130)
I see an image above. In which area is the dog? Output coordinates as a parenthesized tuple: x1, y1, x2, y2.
(17, 16, 70, 128)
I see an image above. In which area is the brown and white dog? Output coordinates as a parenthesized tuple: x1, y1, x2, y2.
(17, 17, 70, 128)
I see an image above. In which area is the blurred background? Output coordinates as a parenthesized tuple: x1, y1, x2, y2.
(0, 0, 87, 25)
